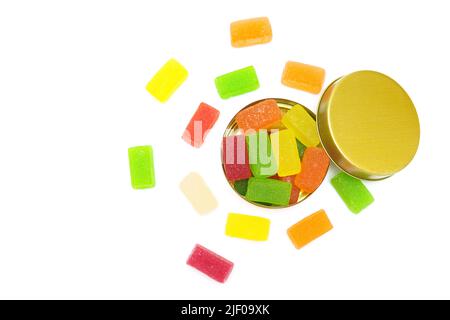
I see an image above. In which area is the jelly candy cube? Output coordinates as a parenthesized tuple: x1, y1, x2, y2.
(180, 172, 218, 215)
(215, 66, 259, 99)
(225, 213, 270, 241)
(287, 209, 333, 249)
(128, 146, 155, 189)
(296, 140, 306, 159)
(236, 99, 282, 131)
(281, 104, 320, 147)
(294, 147, 330, 193)
(331, 172, 374, 214)
(146, 58, 188, 102)
(234, 179, 249, 196)
(222, 135, 252, 181)
(187, 244, 234, 283)
(246, 177, 291, 206)
(230, 17, 272, 48)
(270, 129, 301, 177)
(274, 174, 300, 205)
(282, 61, 325, 94)
(182, 102, 220, 148)
(246, 130, 277, 178)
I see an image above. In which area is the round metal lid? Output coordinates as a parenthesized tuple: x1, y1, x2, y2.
(317, 70, 420, 180)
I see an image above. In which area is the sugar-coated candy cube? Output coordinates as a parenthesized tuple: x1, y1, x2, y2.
(274, 174, 300, 205)
(294, 147, 330, 193)
(146, 58, 188, 102)
(215, 66, 259, 99)
(222, 135, 252, 181)
(287, 209, 333, 250)
(230, 17, 272, 48)
(246, 177, 292, 206)
(246, 131, 277, 178)
(236, 99, 282, 131)
(234, 179, 248, 196)
(225, 213, 270, 241)
(270, 129, 301, 177)
(282, 61, 325, 94)
(182, 102, 220, 148)
(281, 104, 320, 147)
(180, 172, 218, 215)
(128, 146, 155, 189)
(187, 244, 234, 283)
(331, 172, 374, 214)
(296, 140, 306, 159)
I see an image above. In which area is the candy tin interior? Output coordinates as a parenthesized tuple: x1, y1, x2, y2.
(221, 98, 330, 209)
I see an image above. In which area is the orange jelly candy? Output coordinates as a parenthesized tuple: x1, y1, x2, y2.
(294, 147, 330, 194)
(282, 61, 325, 94)
(230, 17, 272, 48)
(287, 209, 333, 250)
(236, 99, 282, 131)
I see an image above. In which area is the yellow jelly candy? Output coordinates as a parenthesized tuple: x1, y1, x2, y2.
(281, 104, 320, 147)
(225, 213, 270, 241)
(146, 58, 188, 102)
(270, 129, 301, 177)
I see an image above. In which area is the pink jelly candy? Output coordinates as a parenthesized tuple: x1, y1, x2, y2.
(187, 244, 234, 283)
(182, 102, 220, 148)
(222, 135, 252, 181)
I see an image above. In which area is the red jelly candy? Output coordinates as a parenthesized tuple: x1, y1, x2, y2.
(222, 135, 252, 181)
(182, 102, 220, 148)
(187, 244, 234, 283)
(274, 174, 300, 205)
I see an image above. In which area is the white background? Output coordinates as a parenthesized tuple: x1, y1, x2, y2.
(0, 0, 449, 300)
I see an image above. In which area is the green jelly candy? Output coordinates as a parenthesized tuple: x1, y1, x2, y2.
(331, 172, 374, 214)
(296, 139, 306, 159)
(128, 146, 155, 189)
(256, 202, 273, 207)
(234, 179, 249, 196)
(246, 131, 277, 178)
(246, 177, 292, 206)
(215, 66, 259, 99)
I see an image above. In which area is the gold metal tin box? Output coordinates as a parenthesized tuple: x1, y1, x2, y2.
(317, 70, 420, 180)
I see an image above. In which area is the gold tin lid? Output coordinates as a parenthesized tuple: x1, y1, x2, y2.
(317, 70, 420, 180)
